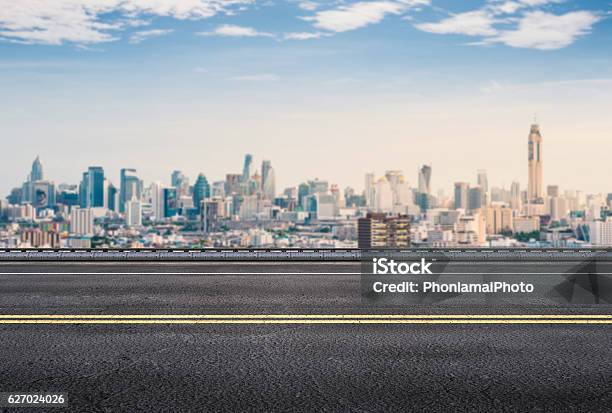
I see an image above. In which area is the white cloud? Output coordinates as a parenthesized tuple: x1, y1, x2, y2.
(230, 73, 280, 81)
(486, 11, 601, 50)
(0, 0, 252, 45)
(129, 28, 173, 44)
(494, 2, 523, 14)
(303, 0, 429, 33)
(283, 31, 327, 40)
(298, 1, 319, 11)
(416, 10, 499, 36)
(197, 24, 273, 37)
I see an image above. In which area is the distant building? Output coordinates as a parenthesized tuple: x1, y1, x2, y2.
(70, 207, 94, 236)
(358, 213, 410, 248)
(126, 198, 142, 227)
(21, 229, 60, 248)
(120, 168, 141, 213)
(454, 182, 469, 210)
(417, 165, 432, 211)
(193, 174, 211, 213)
(163, 188, 178, 218)
(513, 216, 540, 233)
(528, 123, 544, 201)
(87, 166, 105, 208)
(483, 205, 513, 235)
(589, 218, 612, 246)
(261, 160, 276, 200)
(242, 154, 253, 182)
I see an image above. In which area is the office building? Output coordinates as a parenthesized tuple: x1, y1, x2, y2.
(242, 154, 253, 182)
(126, 198, 142, 227)
(261, 160, 276, 200)
(70, 207, 94, 236)
(120, 168, 142, 213)
(454, 182, 469, 210)
(193, 174, 211, 213)
(358, 213, 410, 248)
(87, 167, 105, 208)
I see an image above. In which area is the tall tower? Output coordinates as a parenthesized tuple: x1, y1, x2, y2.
(30, 156, 43, 182)
(242, 154, 253, 182)
(527, 123, 543, 201)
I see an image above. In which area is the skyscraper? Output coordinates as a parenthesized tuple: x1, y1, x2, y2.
(87, 166, 105, 208)
(364, 173, 375, 208)
(30, 156, 43, 181)
(454, 182, 469, 210)
(120, 168, 141, 213)
(477, 170, 488, 193)
(126, 197, 142, 227)
(417, 165, 432, 211)
(528, 123, 544, 201)
(79, 171, 89, 208)
(107, 183, 117, 212)
(261, 160, 276, 200)
(163, 187, 178, 218)
(242, 154, 253, 182)
(193, 174, 211, 212)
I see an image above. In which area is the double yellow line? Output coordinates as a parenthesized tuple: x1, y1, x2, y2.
(0, 314, 611, 324)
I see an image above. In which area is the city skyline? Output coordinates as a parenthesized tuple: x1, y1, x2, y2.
(1, 121, 609, 199)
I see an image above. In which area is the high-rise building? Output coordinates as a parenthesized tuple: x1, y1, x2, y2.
(171, 170, 189, 197)
(242, 154, 253, 182)
(171, 170, 184, 188)
(120, 168, 141, 213)
(79, 172, 88, 208)
(418, 165, 431, 195)
(147, 182, 164, 221)
(477, 170, 488, 194)
(316, 193, 337, 219)
(87, 166, 105, 208)
(70, 207, 94, 236)
(483, 205, 514, 235)
(297, 183, 309, 210)
(163, 188, 178, 218)
(261, 160, 276, 200)
(417, 165, 432, 211)
(106, 183, 117, 212)
(358, 213, 410, 248)
(469, 186, 484, 211)
(225, 174, 242, 195)
(589, 218, 612, 246)
(454, 182, 469, 210)
(528, 123, 544, 201)
(510, 181, 521, 211)
(364, 173, 376, 208)
(126, 198, 142, 227)
(193, 174, 211, 212)
(30, 156, 43, 181)
(374, 177, 393, 212)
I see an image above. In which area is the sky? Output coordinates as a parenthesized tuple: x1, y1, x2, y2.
(1, 0, 611, 197)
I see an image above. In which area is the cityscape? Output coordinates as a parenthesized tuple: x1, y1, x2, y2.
(1, 123, 611, 249)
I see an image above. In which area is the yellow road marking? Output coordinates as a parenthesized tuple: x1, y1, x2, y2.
(0, 314, 610, 319)
(0, 319, 611, 324)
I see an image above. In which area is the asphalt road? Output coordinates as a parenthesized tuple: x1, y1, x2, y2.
(0, 261, 611, 412)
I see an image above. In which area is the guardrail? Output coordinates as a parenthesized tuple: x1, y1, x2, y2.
(0, 248, 611, 261)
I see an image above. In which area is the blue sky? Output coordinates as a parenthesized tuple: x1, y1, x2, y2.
(1, 0, 611, 195)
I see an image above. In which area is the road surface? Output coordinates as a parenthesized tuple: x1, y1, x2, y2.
(0, 261, 610, 412)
